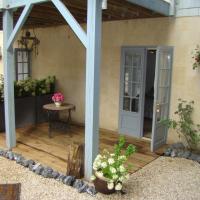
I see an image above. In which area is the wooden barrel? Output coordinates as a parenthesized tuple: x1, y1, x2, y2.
(66, 143, 84, 179)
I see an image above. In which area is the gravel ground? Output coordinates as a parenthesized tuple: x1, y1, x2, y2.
(0, 156, 200, 200)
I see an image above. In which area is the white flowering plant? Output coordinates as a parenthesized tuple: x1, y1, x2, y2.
(91, 136, 136, 191)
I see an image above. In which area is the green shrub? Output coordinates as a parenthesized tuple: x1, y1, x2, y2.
(0, 75, 56, 100)
(162, 99, 200, 151)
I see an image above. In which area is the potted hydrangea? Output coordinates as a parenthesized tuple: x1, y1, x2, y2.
(91, 136, 136, 195)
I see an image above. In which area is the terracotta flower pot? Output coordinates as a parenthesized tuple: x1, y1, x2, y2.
(93, 177, 115, 195)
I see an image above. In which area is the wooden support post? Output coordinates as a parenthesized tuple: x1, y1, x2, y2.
(7, 3, 33, 50)
(84, 0, 102, 180)
(3, 10, 16, 149)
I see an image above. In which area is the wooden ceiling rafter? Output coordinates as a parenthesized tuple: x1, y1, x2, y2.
(0, 0, 164, 30)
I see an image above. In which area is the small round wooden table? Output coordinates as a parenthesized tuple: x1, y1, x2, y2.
(43, 103, 75, 138)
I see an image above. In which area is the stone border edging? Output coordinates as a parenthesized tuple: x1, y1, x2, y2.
(164, 143, 200, 163)
(0, 149, 97, 196)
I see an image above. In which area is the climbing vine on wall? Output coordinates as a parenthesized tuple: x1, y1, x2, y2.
(192, 45, 200, 70)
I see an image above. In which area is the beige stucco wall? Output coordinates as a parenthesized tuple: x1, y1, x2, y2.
(30, 16, 200, 144)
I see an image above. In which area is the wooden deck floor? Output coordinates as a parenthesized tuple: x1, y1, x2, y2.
(0, 124, 165, 175)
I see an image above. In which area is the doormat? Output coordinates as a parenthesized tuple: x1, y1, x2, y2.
(0, 183, 21, 200)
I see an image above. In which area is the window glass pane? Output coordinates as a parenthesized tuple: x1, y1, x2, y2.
(123, 97, 130, 111)
(158, 87, 169, 104)
(18, 74, 23, 81)
(18, 63, 23, 73)
(125, 54, 132, 66)
(23, 51, 28, 62)
(124, 67, 132, 82)
(132, 83, 140, 98)
(131, 98, 139, 112)
(124, 81, 131, 96)
(132, 68, 141, 83)
(17, 51, 22, 62)
(23, 63, 28, 73)
(132, 54, 141, 67)
(156, 104, 168, 122)
(159, 69, 169, 87)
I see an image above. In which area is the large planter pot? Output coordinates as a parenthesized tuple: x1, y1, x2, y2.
(15, 96, 36, 128)
(93, 176, 115, 195)
(36, 94, 53, 123)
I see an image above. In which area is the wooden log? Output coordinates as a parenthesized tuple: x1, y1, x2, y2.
(66, 143, 84, 179)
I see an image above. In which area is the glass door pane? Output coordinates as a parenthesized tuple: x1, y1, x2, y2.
(122, 51, 142, 113)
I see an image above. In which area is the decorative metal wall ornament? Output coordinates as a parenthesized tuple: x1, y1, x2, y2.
(18, 29, 40, 56)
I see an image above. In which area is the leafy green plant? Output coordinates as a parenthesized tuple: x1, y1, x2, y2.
(192, 45, 200, 70)
(162, 99, 200, 151)
(0, 75, 56, 100)
(35, 76, 55, 96)
(91, 136, 136, 191)
(14, 79, 36, 97)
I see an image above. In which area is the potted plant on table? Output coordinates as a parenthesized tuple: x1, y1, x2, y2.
(91, 136, 136, 195)
(52, 92, 64, 107)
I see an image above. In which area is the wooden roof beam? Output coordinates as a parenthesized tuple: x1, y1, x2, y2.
(126, 0, 172, 16)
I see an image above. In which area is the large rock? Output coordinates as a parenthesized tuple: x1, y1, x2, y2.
(0, 149, 4, 156)
(6, 151, 14, 160)
(52, 171, 60, 179)
(57, 175, 66, 182)
(21, 159, 30, 167)
(164, 148, 172, 156)
(63, 176, 75, 186)
(35, 165, 44, 175)
(16, 156, 25, 164)
(78, 183, 89, 193)
(13, 153, 22, 161)
(189, 153, 200, 163)
(86, 186, 97, 196)
(73, 179, 84, 190)
(170, 149, 178, 157)
(182, 151, 191, 159)
(41, 167, 54, 178)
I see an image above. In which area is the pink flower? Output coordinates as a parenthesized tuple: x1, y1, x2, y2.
(52, 92, 64, 102)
